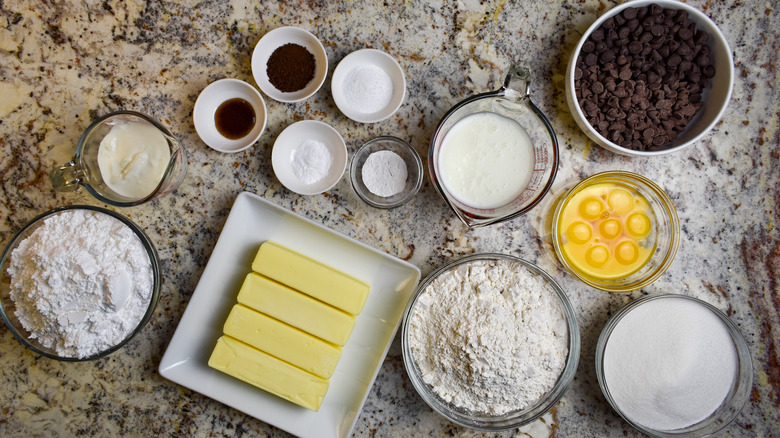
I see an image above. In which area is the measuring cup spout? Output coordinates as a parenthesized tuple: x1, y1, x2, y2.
(50, 160, 84, 192)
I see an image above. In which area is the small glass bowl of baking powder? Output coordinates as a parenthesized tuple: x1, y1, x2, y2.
(350, 136, 423, 209)
(595, 294, 752, 437)
(0, 205, 161, 361)
(400, 253, 580, 430)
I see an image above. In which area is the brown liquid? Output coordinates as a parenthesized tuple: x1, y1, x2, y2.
(215, 98, 256, 140)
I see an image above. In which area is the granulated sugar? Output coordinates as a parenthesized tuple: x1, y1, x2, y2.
(7, 209, 153, 359)
(408, 259, 568, 415)
(603, 297, 738, 430)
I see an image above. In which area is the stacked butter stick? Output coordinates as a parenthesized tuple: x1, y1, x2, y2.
(209, 241, 370, 410)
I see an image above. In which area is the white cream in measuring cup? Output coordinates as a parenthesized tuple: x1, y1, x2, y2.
(438, 112, 534, 209)
(97, 122, 172, 199)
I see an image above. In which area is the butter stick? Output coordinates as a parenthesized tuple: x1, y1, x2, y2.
(208, 336, 329, 411)
(223, 304, 342, 379)
(237, 272, 355, 346)
(251, 241, 370, 315)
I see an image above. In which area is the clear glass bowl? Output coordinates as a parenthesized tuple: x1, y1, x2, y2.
(0, 205, 161, 361)
(400, 253, 580, 430)
(595, 294, 753, 437)
(350, 136, 423, 209)
(551, 171, 680, 292)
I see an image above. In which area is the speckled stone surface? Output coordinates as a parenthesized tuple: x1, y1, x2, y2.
(0, 0, 778, 436)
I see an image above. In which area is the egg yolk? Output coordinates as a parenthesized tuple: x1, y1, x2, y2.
(579, 198, 603, 220)
(567, 222, 592, 244)
(599, 219, 622, 239)
(627, 213, 651, 237)
(557, 182, 656, 281)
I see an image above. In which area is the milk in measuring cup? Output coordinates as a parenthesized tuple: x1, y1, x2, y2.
(438, 112, 534, 209)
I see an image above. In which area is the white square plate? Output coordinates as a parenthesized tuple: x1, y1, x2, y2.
(159, 192, 421, 438)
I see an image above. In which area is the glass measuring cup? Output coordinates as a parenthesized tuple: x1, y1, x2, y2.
(51, 111, 187, 207)
(428, 65, 559, 227)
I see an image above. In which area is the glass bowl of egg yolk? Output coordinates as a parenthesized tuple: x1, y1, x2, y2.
(551, 171, 680, 292)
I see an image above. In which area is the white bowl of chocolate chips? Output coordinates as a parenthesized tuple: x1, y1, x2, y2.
(565, 0, 733, 156)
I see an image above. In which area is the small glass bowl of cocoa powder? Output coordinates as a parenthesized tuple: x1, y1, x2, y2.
(565, 0, 733, 156)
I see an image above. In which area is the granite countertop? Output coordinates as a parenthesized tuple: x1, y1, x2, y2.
(1, 0, 778, 436)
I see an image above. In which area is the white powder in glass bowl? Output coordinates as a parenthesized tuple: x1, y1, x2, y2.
(408, 259, 568, 415)
(7, 209, 153, 359)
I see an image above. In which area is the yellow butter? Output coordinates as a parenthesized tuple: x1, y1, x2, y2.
(237, 273, 355, 346)
(251, 241, 370, 315)
(223, 304, 342, 379)
(208, 336, 329, 411)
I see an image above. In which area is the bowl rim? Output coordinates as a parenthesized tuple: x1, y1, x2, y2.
(551, 170, 681, 292)
(193, 78, 268, 153)
(400, 253, 580, 430)
(594, 293, 753, 436)
(349, 135, 423, 209)
(565, 0, 735, 156)
(0, 205, 162, 361)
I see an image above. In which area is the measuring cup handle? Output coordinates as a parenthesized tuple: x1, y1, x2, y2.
(501, 65, 532, 100)
(50, 160, 83, 192)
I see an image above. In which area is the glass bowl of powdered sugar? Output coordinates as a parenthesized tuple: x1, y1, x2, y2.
(401, 253, 580, 430)
(350, 136, 423, 208)
(0, 205, 161, 361)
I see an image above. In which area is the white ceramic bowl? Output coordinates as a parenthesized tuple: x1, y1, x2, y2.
(271, 120, 347, 195)
(193, 78, 267, 153)
(565, 0, 734, 156)
(251, 27, 328, 103)
(332, 49, 406, 123)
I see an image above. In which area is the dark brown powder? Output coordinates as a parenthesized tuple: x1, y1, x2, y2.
(266, 43, 316, 93)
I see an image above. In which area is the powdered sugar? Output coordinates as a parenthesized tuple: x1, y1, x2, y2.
(408, 259, 568, 415)
(361, 150, 407, 197)
(7, 209, 153, 359)
(291, 139, 332, 185)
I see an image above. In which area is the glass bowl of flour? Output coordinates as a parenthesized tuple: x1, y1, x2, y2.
(401, 253, 580, 430)
(0, 206, 161, 361)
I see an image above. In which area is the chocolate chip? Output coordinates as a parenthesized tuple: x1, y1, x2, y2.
(583, 40, 596, 53)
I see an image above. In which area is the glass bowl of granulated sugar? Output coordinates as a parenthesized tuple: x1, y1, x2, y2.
(0, 205, 161, 361)
(400, 253, 580, 430)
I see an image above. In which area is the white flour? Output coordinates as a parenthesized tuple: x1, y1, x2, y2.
(7, 209, 153, 359)
(409, 259, 568, 415)
(362, 150, 407, 197)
